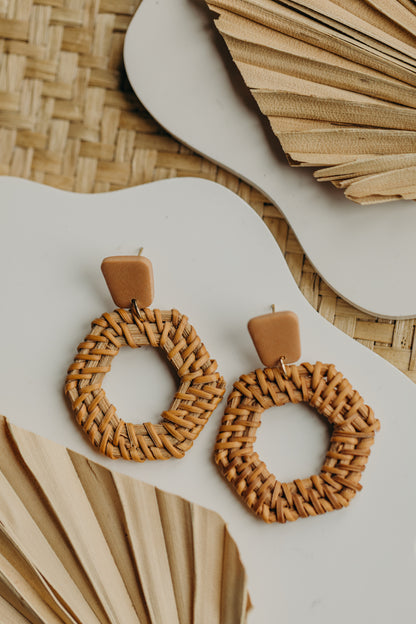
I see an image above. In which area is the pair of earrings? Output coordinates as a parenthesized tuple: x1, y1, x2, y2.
(65, 253, 379, 523)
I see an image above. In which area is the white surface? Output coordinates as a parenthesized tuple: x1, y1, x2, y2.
(124, 0, 416, 319)
(0, 176, 415, 623)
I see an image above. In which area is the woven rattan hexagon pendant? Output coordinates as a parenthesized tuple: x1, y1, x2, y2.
(65, 253, 226, 461)
(215, 309, 379, 523)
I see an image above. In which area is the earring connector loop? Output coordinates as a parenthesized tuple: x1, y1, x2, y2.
(279, 355, 288, 379)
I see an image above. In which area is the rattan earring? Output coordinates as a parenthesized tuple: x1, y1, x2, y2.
(65, 251, 226, 462)
(214, 308, 379, 524)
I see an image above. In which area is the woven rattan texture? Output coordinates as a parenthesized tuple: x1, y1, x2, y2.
(215, 362, 379, 523)
(1, 0, 416, 380)
(65, 307, 226, 460)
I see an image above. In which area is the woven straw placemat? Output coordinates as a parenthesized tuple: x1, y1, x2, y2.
(1, 0, 415, 381)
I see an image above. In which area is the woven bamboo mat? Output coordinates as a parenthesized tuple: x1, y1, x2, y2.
(1, 0, 415, 381)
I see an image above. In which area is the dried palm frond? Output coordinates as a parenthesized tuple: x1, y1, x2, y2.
(206, 0, 416, 204)
(0, 416, 250, 623)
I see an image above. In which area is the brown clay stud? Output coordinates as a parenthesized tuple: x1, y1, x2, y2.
(101, 256, 154, 309)
(248, 311, 301, 367)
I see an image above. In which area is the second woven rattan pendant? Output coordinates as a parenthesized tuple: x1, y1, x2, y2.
(205, 0, 416, 204)
(215, 307, 380, 523)
(65, 252, 225, 461)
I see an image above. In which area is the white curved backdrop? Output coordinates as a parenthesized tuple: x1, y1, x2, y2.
(124, 0, 416, 319)
(0, 176, 415, 623)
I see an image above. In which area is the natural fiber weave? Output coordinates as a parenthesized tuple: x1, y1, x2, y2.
(205, 0, 416, 204)
(65, 307, 226, 461)
(1, 0, 416, 381)
(215, 362, 379, 523)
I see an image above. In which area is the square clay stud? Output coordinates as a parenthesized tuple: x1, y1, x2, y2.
(248, 311, 301, 367)
(101, 256, 154, 308)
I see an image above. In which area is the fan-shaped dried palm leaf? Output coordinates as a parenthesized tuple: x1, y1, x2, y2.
(0, 416, 250, 623)
(205, 0, 416, 204)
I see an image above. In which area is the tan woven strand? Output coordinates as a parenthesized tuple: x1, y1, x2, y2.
(215, 362, 380, 523)
(65, 308, 226, 461)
